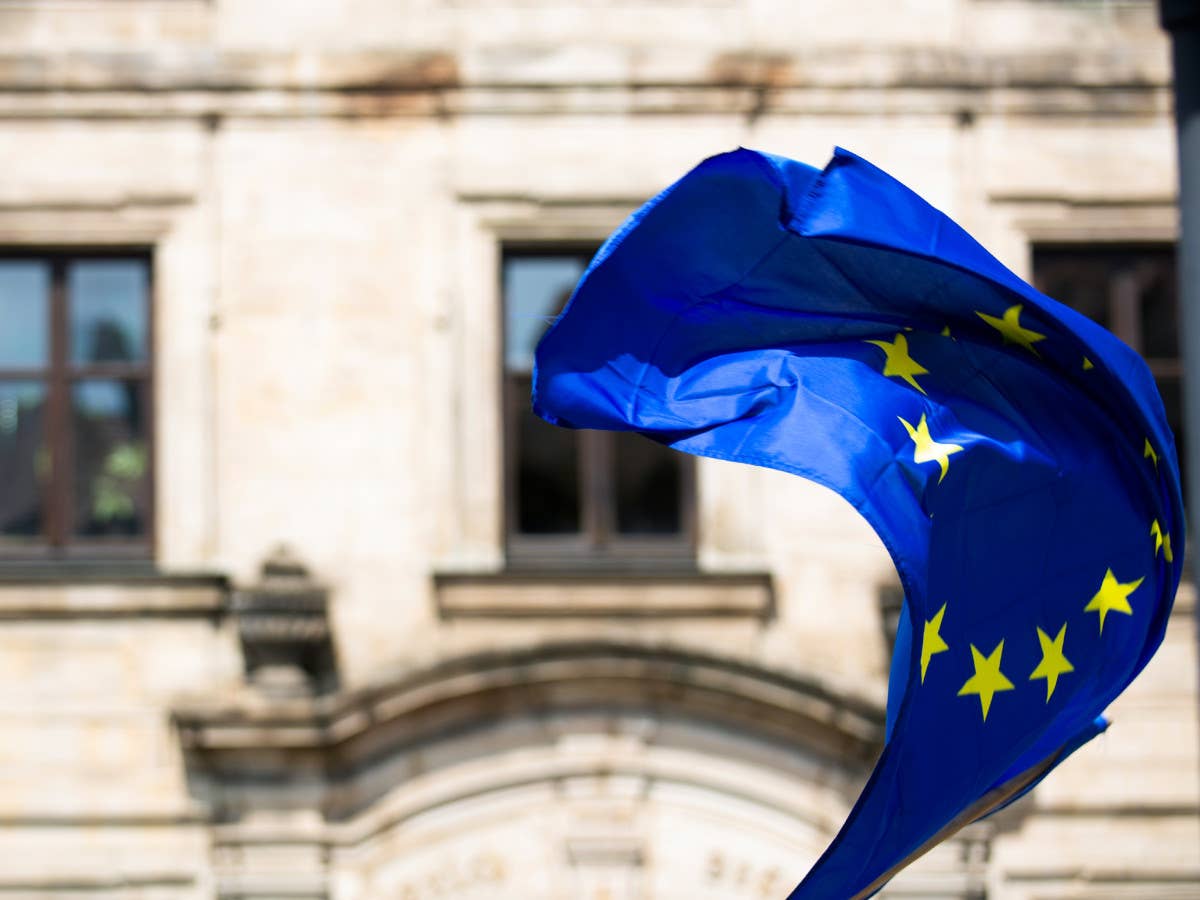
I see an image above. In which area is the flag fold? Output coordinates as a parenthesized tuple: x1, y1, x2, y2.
(532, 147, 1184, 899)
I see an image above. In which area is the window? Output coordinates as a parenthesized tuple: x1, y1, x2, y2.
(1032, 244, 1182, 487)
(502, 247, 694, 567)
(0, 251, 152, 558)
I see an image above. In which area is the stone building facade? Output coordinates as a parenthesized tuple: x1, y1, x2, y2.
(0, 1, 1195, 898)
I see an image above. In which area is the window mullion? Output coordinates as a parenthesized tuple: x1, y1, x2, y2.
(502, 374, 521, 540)
(680, 453, 698, 550)
(582, 430, 614, 549)
(1111, 269, 1144, 353)
(47, 258, 70, 550)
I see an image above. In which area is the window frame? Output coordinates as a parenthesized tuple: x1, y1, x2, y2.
(500, 243, 697, 571)
(1031, 241, 1182, 486)
(1031, 243, 1178, 372)
(0, 247, 155, 561)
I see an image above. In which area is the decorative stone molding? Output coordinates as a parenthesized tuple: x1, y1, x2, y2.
(0, 571, 227, 619)
(434, 570, 774, 619)
(177, 640, 883, 770)
(232, 547, 336, 696)
(175, 639, 886, 899)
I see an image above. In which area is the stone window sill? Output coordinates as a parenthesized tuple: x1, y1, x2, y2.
(432, 569, 773, 620)
(0, 566, 228, 619)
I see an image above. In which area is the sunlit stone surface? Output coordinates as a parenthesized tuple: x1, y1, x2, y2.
(0, 2, 1193, 898)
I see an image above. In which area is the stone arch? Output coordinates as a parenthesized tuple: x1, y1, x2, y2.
(176, 641, 884, 899)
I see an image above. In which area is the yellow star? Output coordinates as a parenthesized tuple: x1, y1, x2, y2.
(976, 304, 1046, 356)
(898, 413, 963, 483)
(865, 333, 930, 394)
(1084, 568, 1143, 633)
(1082, 357, 1094, 371)
(1144, 438, 1158, 469)
(940, 325, 954, 339)
(1151, 520, 1175, 563)
(1029, 624, 1074, 702)
(958, 640, 1014, 721)
(920, 603, 950, 683)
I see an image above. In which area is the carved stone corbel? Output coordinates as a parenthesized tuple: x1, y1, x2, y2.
(232, 546, 337, 696)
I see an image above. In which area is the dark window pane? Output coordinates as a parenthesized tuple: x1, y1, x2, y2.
(69, 260, 149, 365)
(512, 374, 580, 534)
(0, 381, 47, 538)
(504, 253, 591, 537)
(1033, 251, 1112, 333)
(1156, 376, 1187, 501)
(1035, 244, 1184, 497)
(1139, 257, 1179, 360)
(517, 413, 581, 534)
(72, 379, 149, 537)
(504, 247, 690, 550)
(614, 432, 683, 534)
(504, 255, 587, 373)
(0, 262, 50, 368)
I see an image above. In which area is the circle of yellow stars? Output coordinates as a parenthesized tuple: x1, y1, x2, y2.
(863, 305, 1172, 723)
(919, 565, 1146, 722)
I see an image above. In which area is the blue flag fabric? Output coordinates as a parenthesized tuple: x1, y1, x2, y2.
(532, 147, 1184, 898)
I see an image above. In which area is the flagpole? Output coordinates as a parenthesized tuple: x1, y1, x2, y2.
(1159, 0, 1200, 674)
(1161, 3, 1200, 502)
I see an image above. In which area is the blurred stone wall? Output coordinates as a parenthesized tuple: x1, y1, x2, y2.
(0, 1, 1194, 898)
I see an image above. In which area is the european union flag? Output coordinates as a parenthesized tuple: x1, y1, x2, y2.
(532, 148, 1184, 898)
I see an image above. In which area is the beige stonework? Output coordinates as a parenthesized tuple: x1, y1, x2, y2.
(0, 1, 1195, 898)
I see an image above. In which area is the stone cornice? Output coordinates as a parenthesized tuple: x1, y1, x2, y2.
(175, 639, 886, 780)
(0, 86, 1169, 123)
(0, 48, 1169, 93)
(0, 572, 229, 619)
(433, 570, 774, 618)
